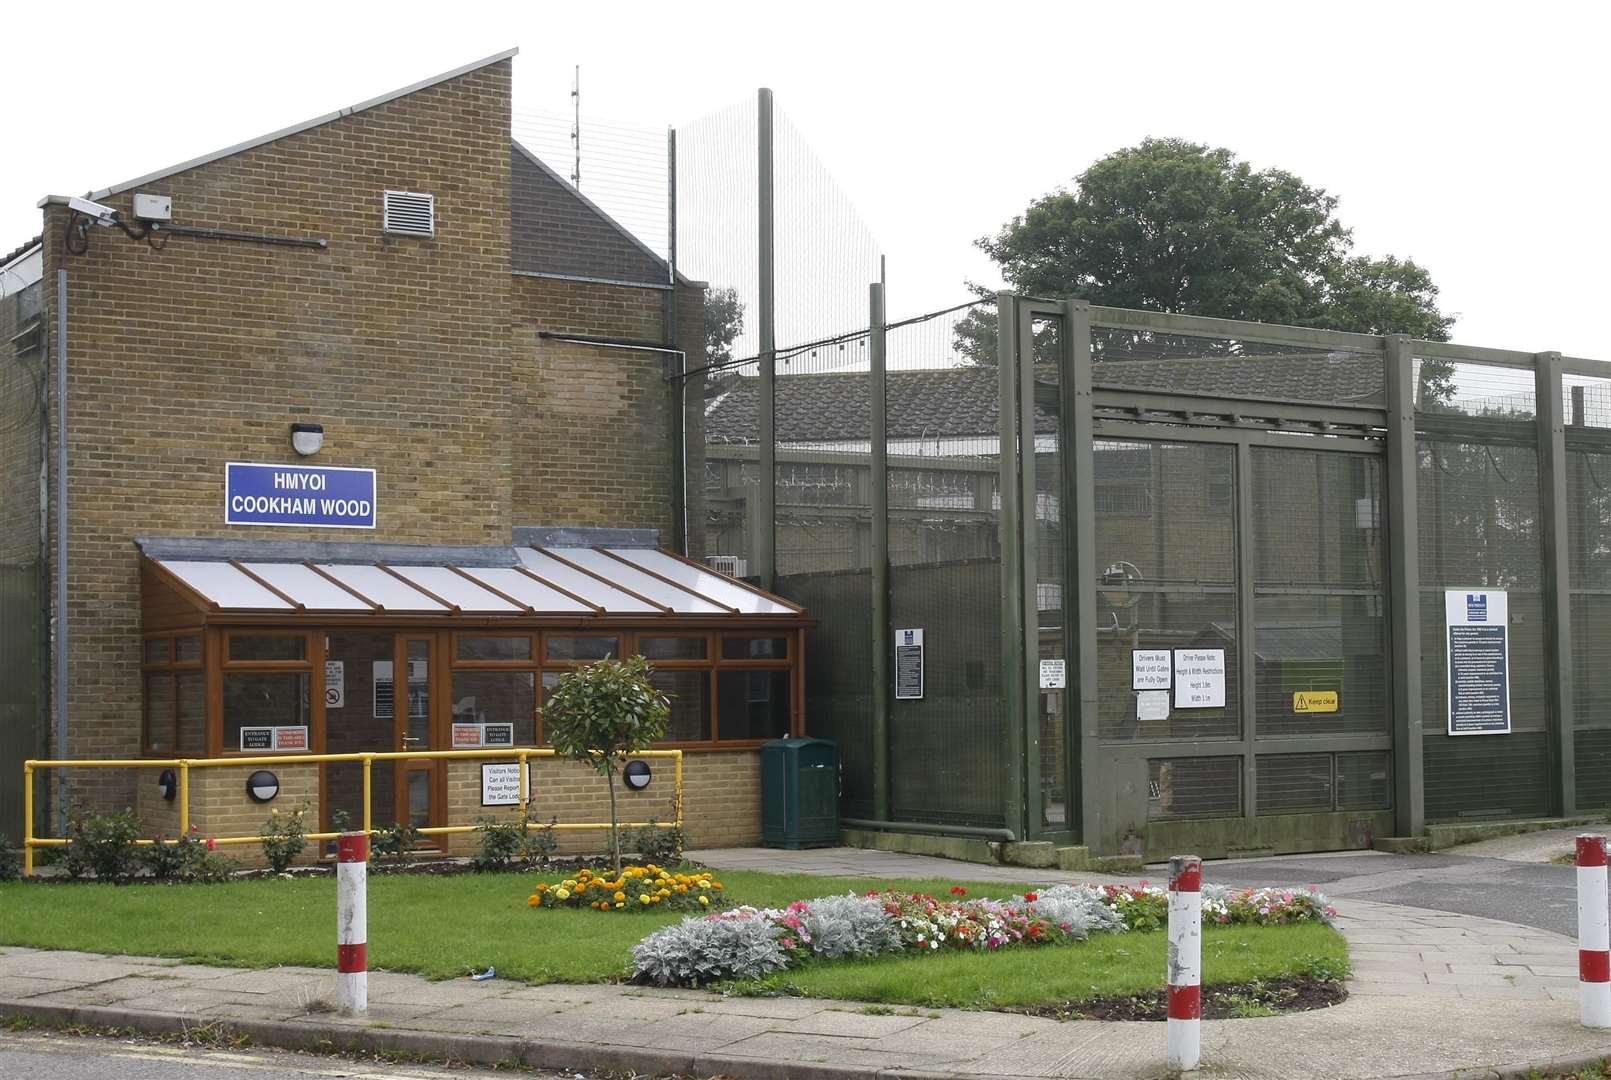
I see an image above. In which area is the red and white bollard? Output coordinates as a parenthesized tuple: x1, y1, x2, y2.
(336, 831, 368, 1014)
(1578, 834, 1610, 1029)
(1167, 855, 1203, 1071)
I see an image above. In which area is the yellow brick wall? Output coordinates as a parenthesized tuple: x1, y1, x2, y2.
(133, 761, 321, 868)
(442, 749, 760, 857)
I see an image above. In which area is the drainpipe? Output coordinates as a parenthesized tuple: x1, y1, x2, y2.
(54, 269, 68, 831)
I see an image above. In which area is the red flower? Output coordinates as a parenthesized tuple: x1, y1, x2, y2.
(205, 838, 216, 851)
(950, 886, 967, 896)
(1024, 892, 1039, 902)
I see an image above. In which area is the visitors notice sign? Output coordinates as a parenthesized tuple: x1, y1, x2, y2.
(1446, 589, 1511, 735)
(225, 462, 376, 529)
(894, 628, 924, 700)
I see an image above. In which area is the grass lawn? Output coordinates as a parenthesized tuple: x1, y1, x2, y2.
(0, 869, 1348, 1008)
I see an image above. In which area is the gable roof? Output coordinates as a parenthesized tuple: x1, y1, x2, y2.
(511, 141, 680, 286)
(58, 48, 518, 205)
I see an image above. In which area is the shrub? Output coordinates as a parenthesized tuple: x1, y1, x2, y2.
(473, 813, 559, 873)
(139, 831, 235, 883)
(64, 807, 144, 883)
(795, 894, 900, 959)
(258, 805, 309, 874)
(370, 821, 423, 865)
(631, 913, 789, 987)
(1019, 885, 1128, 938)
(1201, 884, 1338, 927)
(0, 833, 20, 881)
(626, 800, 684, 867)
(529, 865, 723, 912)
(543, 655, 671, 874)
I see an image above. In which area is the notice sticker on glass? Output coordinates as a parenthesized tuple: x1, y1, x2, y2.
(1173, 649, 1226, 709)
(1132, 650, 1172, 691)
(1136, 690, 1171, 721)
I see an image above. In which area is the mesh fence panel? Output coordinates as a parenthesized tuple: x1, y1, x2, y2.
(1568, 447, 1611, 800)
(1148, 757, 1241, 820)
(1418, 438, 1551, 819)
(885, 305, 1006, 828)
(1415, 356, 1535, 420)
(1031, 316, 1069, 828)
(777, 569, 873, 819)
(1336, 751, 1392, 810)
(1256, 754, 1334, 814)
(1566, 376, 1611, 430)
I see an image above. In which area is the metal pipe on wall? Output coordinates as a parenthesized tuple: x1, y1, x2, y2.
(54, 269, 68, 833)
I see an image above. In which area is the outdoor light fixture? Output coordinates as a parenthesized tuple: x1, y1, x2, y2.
(290, 422, 324, 456)
(623, 760, 653, 791)
(245, 770, 281, 803)
(157, 768, 178, 802)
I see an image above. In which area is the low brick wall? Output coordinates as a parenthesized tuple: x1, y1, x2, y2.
(443, 749, 761, 857)
(133, 761, 322, 868)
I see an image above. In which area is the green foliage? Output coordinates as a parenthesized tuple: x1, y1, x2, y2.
(626, 806, 684, 867)
(544, 655, 672, 874)
(370, 821, 423, 865)
(0, 834, 20, 881)
(138, 832, 235, 883)
(957, 137, 1453, 364)
(703, 285, 745, 371)
(472, 812, 558, 873)
(257, 804, 309, 874)
(64, 807, 144, 883)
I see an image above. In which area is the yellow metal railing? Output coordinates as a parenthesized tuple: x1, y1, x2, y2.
(21, 748, 684, 877)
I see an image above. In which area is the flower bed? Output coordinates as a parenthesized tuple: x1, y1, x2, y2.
(628, 881, 1336, 987)
(527, 864, 723, 912)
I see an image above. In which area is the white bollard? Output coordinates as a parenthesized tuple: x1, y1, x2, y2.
(1578, 834, 1610, 1029)
(336, 831, 368, 1014)
(1167, 854, 1202, 1071)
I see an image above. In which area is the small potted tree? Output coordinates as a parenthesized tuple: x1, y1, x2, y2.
(543, 655, 671, 875)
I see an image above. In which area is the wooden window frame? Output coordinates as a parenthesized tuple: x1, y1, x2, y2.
(216, 629, 320, 758)
(141, 632, 206, 756)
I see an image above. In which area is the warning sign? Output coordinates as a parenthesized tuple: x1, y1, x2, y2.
(324, 660, 345, 709)
(1293, 690, 1339, 713)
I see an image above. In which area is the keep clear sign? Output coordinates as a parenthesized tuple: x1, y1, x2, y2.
(1446, 589, 1511, 735)
(1173, 649, 1226, 709)
(895, 628, 924, 700)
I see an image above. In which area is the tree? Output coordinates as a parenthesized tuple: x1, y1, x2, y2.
(702, 285, 747, 400)
(955, 138, 1454, 364)
(542, 655, 672, 874)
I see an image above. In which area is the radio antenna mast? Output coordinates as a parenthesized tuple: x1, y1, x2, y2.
(570, 65, 581, 189)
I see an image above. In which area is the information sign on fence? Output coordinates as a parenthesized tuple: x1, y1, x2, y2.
(894, 628, 924, 700)
(1446, 589, 1511, 735)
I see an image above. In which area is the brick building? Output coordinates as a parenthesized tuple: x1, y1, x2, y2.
(0, 49, 808, 854)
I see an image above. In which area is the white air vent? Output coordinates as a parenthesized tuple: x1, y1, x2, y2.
(382, 190, 435, 237)
(705, 555, 747, 578)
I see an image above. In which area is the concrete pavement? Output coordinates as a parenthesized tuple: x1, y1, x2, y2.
(0, 846, 1607, 1079)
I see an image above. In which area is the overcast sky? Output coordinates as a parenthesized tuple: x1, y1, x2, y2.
(5, 1, 1606, 358)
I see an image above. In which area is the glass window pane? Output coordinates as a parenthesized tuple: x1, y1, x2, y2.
(650, 670, 711, 741)
(222, 672, 310, 751)
(457, 635, 532, 661)
(452, 671, 536, 745)
(145, 674, 175, 751)
(407, 771, 430, 828)
(175, 636, 202, 664)
(717, 670, 791, 741)
(144, 639, 170, 665)
(228, 634, 306, 661)
(722, 636, 788, 660)
(546, 635, 619, 662)
(1147, 757, 1241, 820)
(640, 636, 708, 661)
(176, 672, 206, 755)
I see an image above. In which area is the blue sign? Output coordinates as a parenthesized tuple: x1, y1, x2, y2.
(1446, 589, 1510, 735)
(1465, 593, 1488, 622)
(225, 462, 376, 529)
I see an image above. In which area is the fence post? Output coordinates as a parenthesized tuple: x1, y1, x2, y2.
(1579, 834, 1610, 1028)
(22, 763, 33, 877)
(1167, 855, 1203, 1070)
(361, 754, 372, 836)
(337, 831, 369, 1014)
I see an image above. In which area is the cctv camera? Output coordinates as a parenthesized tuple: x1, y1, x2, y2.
(67, 196, 119, 227)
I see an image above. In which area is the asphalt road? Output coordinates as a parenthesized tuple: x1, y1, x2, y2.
(0, 1030, 571, 1080)
(1200, 850, 1581, 936)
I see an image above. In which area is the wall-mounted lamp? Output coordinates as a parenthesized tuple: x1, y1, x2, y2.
(246, 770, 281, 803)
(623, 759, 653, 791)
(290, 422, 324, 457)
(157, 768, 178, 802)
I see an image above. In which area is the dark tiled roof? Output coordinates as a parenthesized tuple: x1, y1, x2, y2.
(706, 350, 1383, 444)
(511, 142, 668, 285)
(1093, 352, 1383, 404)
(706, 367, 1056, 443)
